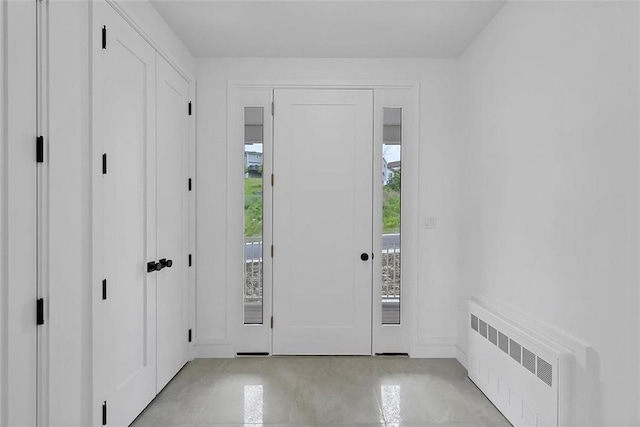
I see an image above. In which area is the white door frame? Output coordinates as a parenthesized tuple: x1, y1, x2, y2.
(227, 80, 419, 356)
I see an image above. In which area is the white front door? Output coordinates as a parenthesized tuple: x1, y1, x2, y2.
(272, 89, 373, 355)
(155, 55, 189, 392)
(96, 4, 157, 425)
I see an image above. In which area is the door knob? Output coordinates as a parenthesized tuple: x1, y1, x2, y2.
(159, 258, 173, 269)
(360, 253, 369, 261)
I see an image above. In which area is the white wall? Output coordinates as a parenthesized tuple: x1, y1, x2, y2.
(458, 2, 639, 425)
(46, 1, 195, 425)
(195, 58, 460, 356)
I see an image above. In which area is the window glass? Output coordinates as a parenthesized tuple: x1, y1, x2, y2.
(244, 107, 264, 324)
(382, 107, 401, 325)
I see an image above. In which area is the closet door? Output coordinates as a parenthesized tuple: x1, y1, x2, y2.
(94, 3, 157, 425)
(155, 55, 189, 392)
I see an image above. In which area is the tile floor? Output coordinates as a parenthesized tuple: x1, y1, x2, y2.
(131, 357, 512, 427)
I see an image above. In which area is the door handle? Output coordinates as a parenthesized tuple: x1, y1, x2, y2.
(360, 253, 369, 261)
(147, 259, 173, 272)
(159, 258, 173, 269)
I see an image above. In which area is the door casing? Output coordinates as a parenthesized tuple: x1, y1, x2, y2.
(227, 81, 419, 357)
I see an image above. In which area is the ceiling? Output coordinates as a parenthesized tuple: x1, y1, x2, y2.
(149, 0, 507, 58)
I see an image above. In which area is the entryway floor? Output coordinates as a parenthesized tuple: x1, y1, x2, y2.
(130, 356, 511, 427)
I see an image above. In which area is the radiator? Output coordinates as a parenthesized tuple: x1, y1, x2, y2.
(468, 298, 573, 427)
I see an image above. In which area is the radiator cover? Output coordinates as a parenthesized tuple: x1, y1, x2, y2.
(468, 298, 573, 427)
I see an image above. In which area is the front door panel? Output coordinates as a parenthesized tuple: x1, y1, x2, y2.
(272, 89, 373, 355)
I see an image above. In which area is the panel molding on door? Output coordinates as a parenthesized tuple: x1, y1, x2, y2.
(272, 89, 373, 355)
(156, 54, 189, 392)
(93, 3, 157, 426)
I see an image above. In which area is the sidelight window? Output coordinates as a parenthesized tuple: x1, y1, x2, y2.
(244, 107, 264, 324)
(382, 107, 401, 325)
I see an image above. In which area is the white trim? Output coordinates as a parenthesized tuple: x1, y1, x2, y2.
(228, 89, 274, 354)
(36, 0, 50, 424)
(225, 80, 419, 356)
(456, 345, 468, 370)
(0, 0, 6, 423)
(106, 0, 194, 83)
(191, 343, 235, 358)
(372, 88, 419, 355)
(188, 80, 197, 361)
(231, 79, 418, 90)
(410, 337, 458, 358)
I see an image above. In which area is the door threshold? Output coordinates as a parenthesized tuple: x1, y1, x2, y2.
(236, 352, 270, 357)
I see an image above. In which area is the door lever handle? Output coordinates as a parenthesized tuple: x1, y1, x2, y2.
(159, 258, 173, 269)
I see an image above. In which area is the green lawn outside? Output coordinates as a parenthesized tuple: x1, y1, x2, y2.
(244, 177, 263, 237)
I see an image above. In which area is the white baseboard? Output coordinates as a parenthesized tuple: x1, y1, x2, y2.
(191, 342, 235, 358)
(455, 345, 468, 370)
(410, 337, 457, 358)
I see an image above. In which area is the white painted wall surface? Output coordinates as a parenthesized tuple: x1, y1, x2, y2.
(458, 2, 639, 425)
(45, 1, 195, 425)
(195, 58, 461, 356)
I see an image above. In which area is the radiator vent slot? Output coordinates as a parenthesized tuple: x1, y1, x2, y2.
(537, 356, 553, 387)
(509, 338, 522, 363)
(488, 325, 498, 345)
(479, 319, 488, 338)
(471, 314, 479, 332)
(498, 331, 509, 354)
(522, 347, 536, 374)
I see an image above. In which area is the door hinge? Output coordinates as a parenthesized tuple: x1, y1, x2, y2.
(36, 298, 44, 326)
(36, 136, 44, 163)
(102, 401, 107, 426)
(188, 178, 192, 191)
(270, 316, 274, 329)
(270, 174, 274, 187)
(188, 329, 192, 343)
(102, 153, 107, 174)
(271, 102, 274, 116)
(188, 101, 192, 116)
(101, 26, 107, 50)
(270, 245, 274, 257)
(102, 279, 107, 300)
(188, 254, 192, 267)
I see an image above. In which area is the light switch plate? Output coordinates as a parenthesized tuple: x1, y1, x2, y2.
(424, 216, 437, 229)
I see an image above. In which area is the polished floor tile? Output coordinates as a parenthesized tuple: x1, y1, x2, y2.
(130, 357, 511, 427)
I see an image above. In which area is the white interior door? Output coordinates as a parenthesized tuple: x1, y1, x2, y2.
(156, 55, 189, 392)
(96, 4, 157, 425)
(272, 89, 373, 355)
